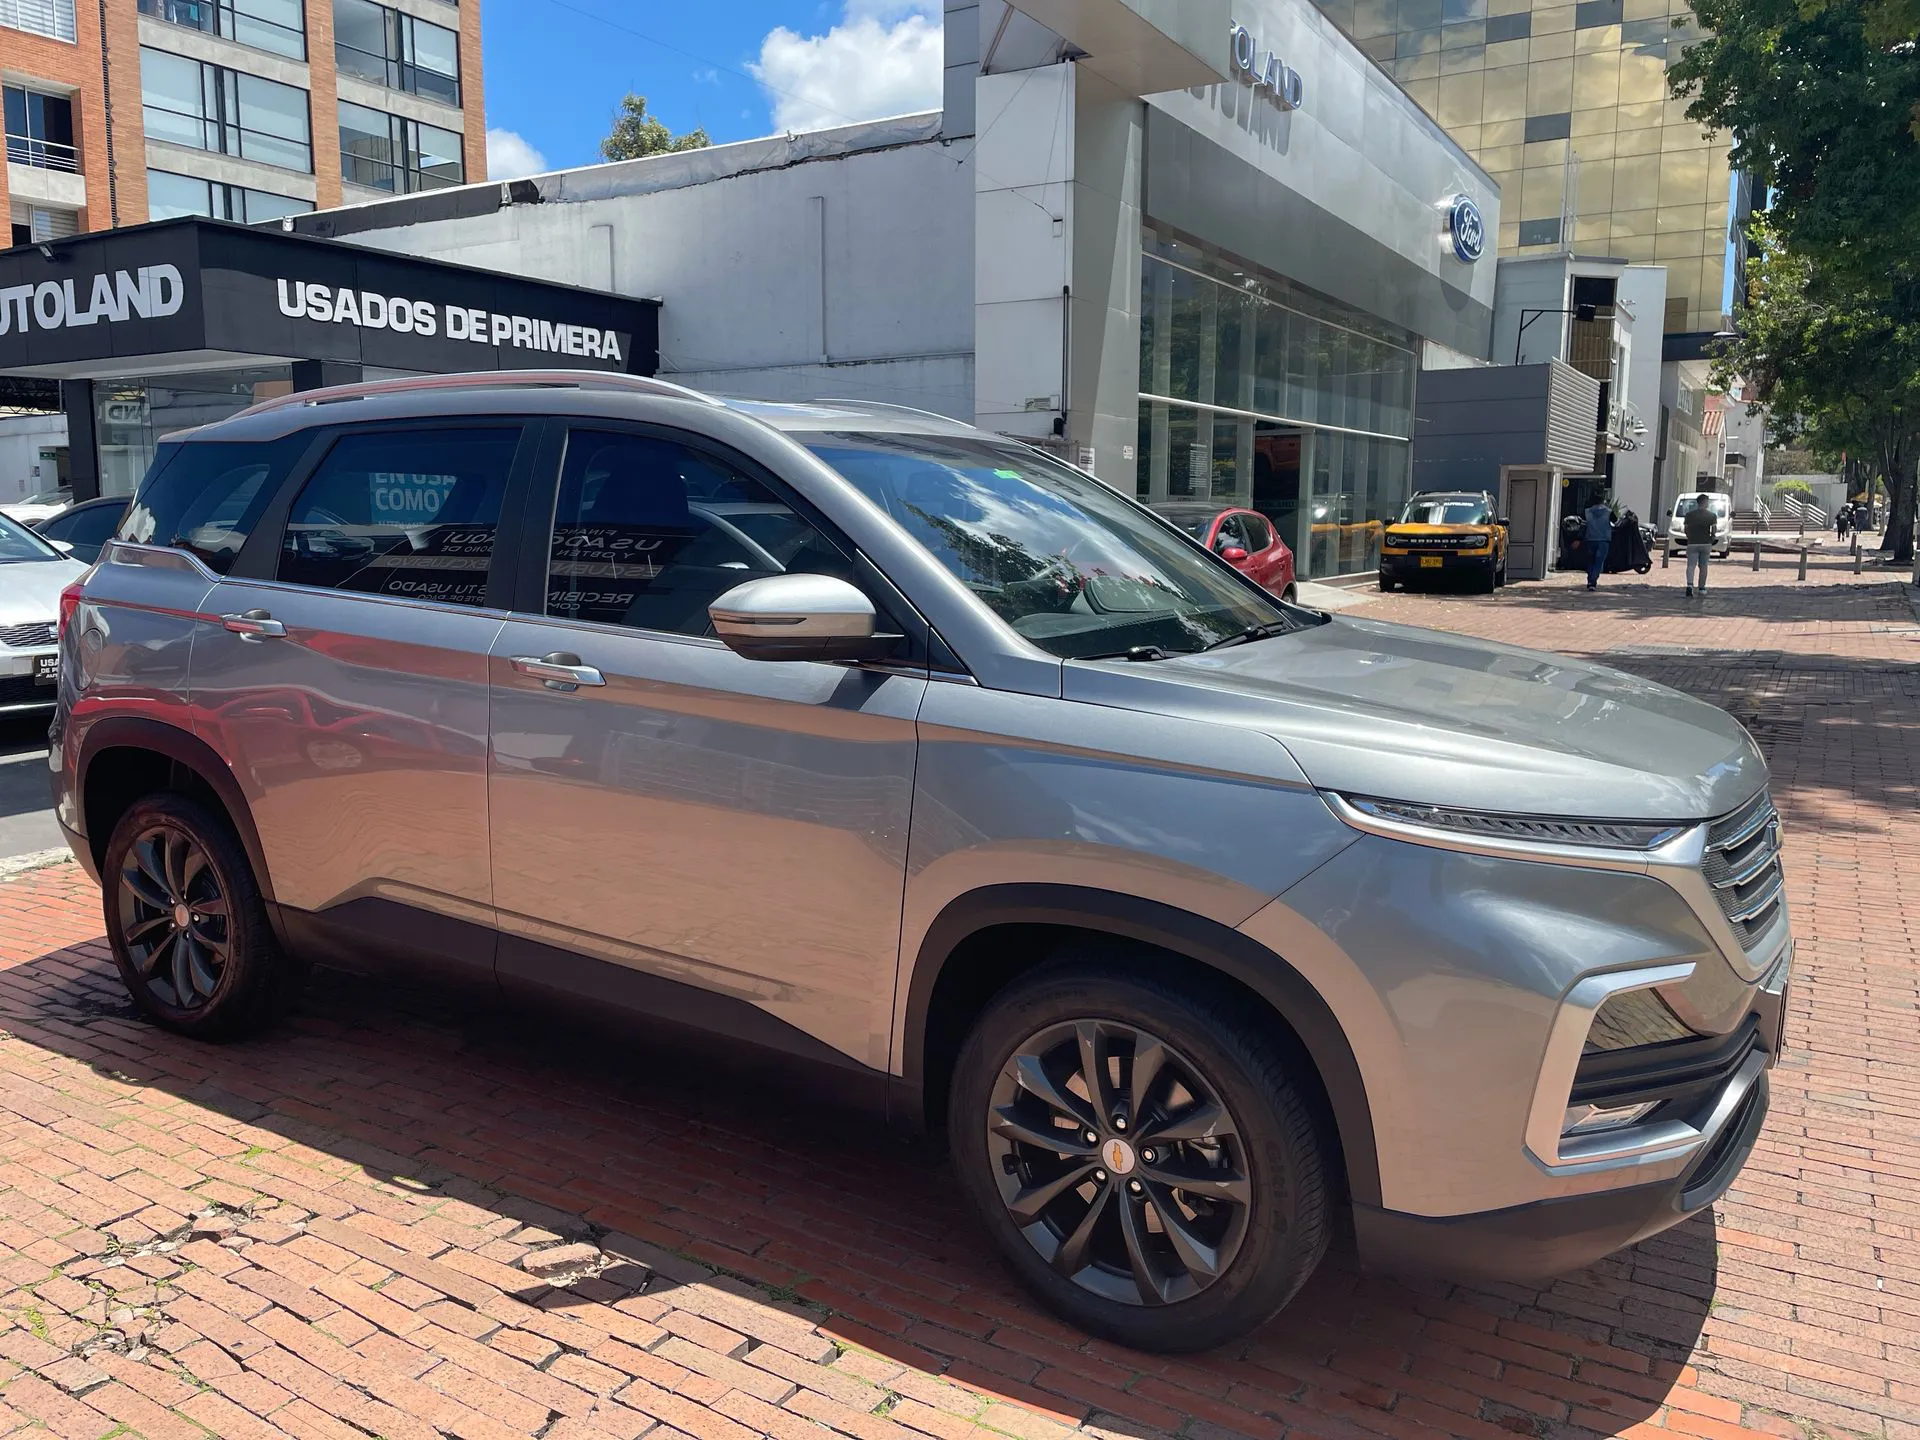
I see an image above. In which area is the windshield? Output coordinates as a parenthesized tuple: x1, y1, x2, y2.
(806, 434, 1287, 659)
(0, 512, 62, 564)
(1398, 496, 1489, 526)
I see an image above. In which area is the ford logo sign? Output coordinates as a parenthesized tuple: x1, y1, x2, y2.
(1447, 195, 1486, 263)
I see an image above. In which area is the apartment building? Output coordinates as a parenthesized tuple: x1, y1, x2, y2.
(2, 0, 486, 245)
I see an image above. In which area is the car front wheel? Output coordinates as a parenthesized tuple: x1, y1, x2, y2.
(102, 793, 307, 1040)
(949, 963, 1331, 1352)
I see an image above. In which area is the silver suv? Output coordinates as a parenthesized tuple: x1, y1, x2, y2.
(51, 373, 1788, 1352)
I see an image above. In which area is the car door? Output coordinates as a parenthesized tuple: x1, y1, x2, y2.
(486, 422, 926, 1081)
(193, 420, 532, 982)
(1238, 512, 1282, 590)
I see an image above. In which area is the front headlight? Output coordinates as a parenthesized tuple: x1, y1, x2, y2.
(1339, 796, 1687, 851)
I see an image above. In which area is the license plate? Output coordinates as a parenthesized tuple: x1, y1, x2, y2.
(1420, 555, 1444, 568)
(33, 654, 57, 685)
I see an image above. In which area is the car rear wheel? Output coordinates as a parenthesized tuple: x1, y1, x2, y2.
(103, 793, 307, 1040)
(949, 963, 1331, 1352)
(1377, 574, 1395, 592)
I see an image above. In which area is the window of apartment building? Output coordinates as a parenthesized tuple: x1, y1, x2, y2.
(147, 168, 314, 223)
(10, 201, 80, 247)
(338, 100, 462, 192)
(4, 85, 78, 172)
(137, 0, 307, 62)
(334, 0, 459, 105)
(0, 0, 78, 42)
(141, 47, 313, 172)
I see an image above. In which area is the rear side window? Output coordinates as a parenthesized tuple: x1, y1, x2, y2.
(1242, 514, 1273, 550)
(118, 438, 306, 574)
(276, 427, 519, 607)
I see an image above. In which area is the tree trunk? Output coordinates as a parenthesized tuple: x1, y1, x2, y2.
(1885, 441, 1917, 565)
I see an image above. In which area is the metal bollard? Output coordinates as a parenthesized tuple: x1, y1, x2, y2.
(1798, 546, 1808, 581)
(1752, 543, 1761, 571)
(1856, 546, 1864, 575)
(1662, 538, 1671, 568)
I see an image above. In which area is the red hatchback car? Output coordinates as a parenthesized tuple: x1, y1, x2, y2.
(1153, 503, 1298, 602)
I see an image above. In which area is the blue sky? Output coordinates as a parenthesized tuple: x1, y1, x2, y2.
(480, 0, 945, 178)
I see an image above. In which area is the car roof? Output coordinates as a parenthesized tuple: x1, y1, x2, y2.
(1150, 502, 1231, 517)
(1408, 491, 1491, 502)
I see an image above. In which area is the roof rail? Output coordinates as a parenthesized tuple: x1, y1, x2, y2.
(232, 370, 721, 420)
(814, 398, 973, 427)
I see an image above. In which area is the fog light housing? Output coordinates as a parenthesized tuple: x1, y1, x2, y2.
(1562, 1100, 1658, 1136)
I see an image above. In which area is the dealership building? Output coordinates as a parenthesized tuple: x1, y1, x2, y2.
(4, 0, 1560, 583)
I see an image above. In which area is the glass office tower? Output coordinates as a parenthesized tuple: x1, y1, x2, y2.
(1311, 0, 1739, 338)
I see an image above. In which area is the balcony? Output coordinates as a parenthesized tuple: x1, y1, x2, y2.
(4, 133, 77, 172)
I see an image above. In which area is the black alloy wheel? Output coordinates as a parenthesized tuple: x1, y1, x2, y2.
(950, 964, 1330, 1352)
(118, 821, 231, 1009)
(988, 1019, 1252, 1307)
(103, 793, 306, 1039)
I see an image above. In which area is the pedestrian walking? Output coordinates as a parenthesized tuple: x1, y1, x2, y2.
(1836, 502, 1851, 542)
(1683, 495, 1716, 596)
(1582, 497, 1613, 590)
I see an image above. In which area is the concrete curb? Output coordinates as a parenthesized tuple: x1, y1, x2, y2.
(0, 849, 74, 882)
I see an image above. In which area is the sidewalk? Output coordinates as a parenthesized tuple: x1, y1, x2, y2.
(0, 574, 1914, 1440)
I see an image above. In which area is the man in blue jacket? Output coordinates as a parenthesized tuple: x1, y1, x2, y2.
(1582, 497, 1614, 590)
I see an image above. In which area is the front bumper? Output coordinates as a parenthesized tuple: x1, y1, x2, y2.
(0, 647, 59, 713)
(1380, 550, 1495, 580)
(1355, 1067, 1768, 1280)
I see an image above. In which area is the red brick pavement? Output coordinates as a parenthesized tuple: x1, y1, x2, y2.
(0, 555, 1912, 1440)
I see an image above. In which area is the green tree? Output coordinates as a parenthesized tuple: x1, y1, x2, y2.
(1670, 0, 1920, 286)
(1712, 229, 1920, 562)
(599, 95, 710, 162)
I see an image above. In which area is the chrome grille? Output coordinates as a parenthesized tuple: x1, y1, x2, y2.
(0, 621, 55, 650)
(1703, 791, 1786, 951)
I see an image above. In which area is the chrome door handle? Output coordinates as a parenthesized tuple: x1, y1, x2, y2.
(221, 610, 286, 639)
(511, 653, 607, 690)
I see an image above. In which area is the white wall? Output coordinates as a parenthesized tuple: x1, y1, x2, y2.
(338, 121, 979, 419)
(0, 413, 68, 504)
(1613, 264, 1667, 520)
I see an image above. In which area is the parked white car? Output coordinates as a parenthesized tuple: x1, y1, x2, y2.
(1668, 492, 1733, 558)
(0, 487, 75, 526)
(0, 510, 87, 713)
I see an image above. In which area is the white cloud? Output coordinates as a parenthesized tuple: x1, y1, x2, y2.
(751, 0, 942, 134)
(486, 127, 548, 179)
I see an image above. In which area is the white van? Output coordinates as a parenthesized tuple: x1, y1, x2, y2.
(1669, 491, 1733, 557)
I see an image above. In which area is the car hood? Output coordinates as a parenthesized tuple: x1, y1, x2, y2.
(0, 557, 87, 627)
(1063, 613, 1764, 822)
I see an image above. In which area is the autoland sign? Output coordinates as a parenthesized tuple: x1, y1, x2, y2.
(0, 216, 661, 378)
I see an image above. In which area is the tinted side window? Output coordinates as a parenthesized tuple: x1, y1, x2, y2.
(276, 427, 519, 607)
(43, 502, 130, 561)
(1242, 515, 1273, 550)
(119, 437, 306, 574)
(545, 429, 852, 637)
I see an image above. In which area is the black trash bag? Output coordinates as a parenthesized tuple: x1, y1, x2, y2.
(1607, 510, 1652, 573)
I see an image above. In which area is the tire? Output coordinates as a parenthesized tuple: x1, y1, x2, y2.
(948, 961, 1331, 1353)
(1377, 574, 1395, 592)
(1280, 584, 1299, 606)
(1477, 561, 1497, 594)
(102, 792, 307, 1040)
(1636, 562, 1652, 575)
(1495, 559, 1508, 588)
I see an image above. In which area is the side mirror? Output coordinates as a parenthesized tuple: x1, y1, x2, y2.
(709, 574, 900, 664)
(49, 539, 75, 555)
(1497, 517, 1510, 528)
(1220, 546, 1249, 562)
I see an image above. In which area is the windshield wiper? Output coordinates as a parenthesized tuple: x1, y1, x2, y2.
(1081, 644, 1174, 662)
(1200, 622, 1291, 653)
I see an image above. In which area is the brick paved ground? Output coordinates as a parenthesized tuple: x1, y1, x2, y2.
(0, 546, 1913, 1440)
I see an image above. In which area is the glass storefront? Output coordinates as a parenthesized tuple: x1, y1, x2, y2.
(93, 367, 293, 494)
(1136, 228, 1418, 579)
